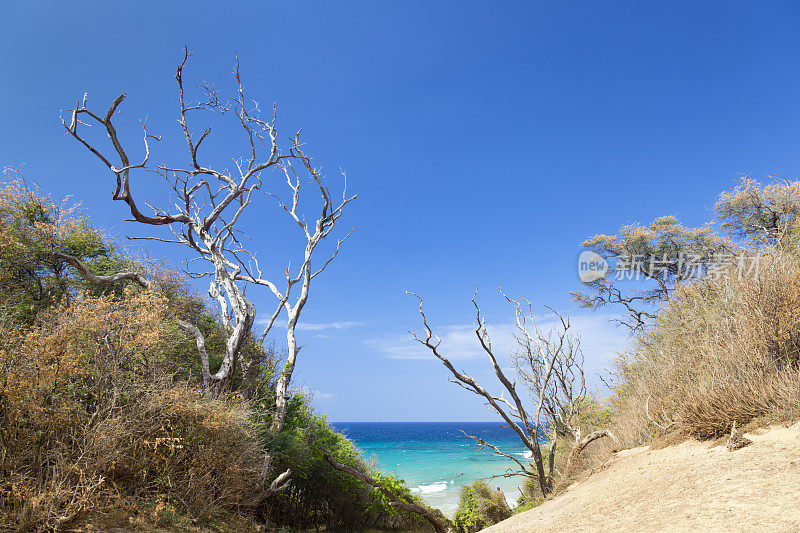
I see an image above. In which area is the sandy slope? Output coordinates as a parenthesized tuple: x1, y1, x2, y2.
(482, 422, 800, 533)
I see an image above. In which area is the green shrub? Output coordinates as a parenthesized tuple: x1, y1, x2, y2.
(453, 481, 511, 532)
(0, 178, 442, 532)
(514, 476, 544, 514)
(261, 396, 438, 531)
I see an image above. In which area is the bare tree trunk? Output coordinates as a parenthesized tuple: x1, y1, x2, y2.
(60, 49, 353, 495)
(546, 425, 557, 488)
(530, 444, 550, 496)
(271, 320, 298, 433)
(409, 289, 618, 498)
(318, 447, 447, 533)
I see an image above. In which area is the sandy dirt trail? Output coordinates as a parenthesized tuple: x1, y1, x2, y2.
(482, 422, 800, 533)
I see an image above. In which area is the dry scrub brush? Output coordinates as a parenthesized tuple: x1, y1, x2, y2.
(0, 288, 265, 531)
(612, 251, 800, 445)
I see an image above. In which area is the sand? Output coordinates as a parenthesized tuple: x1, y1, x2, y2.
(482, 421, 800, 533)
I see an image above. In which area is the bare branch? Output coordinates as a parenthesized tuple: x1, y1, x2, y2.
(318, 447, 447, 533)
(409, 288, 613, 497)
(563, 428, 617, 477)
(265, 468, 292, 495)
(645, 395, 676, 436)
(175, 318, 212, 394)
(63, 50, 353, 410)
(54, 252, 151, 289)
(406, 291, 537, 452)
(459, 430, 534, 477)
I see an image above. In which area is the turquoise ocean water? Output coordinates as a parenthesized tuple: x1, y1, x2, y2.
(331, 422, 535, 518)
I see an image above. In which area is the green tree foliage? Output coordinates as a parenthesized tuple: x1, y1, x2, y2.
(0, 179, 109, 324)
(453, 481, 511, 533)
(0, 180, 426, 531)
(262, 395, 439, 530)
(575, 177, 800, 331)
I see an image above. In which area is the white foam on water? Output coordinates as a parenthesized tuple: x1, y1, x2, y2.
(513, 451, 533, 459)
(410, 481, 449, 494)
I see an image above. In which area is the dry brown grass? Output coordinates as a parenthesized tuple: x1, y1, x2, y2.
(0, 290, 265, 531)
(611, 251, 800, 445)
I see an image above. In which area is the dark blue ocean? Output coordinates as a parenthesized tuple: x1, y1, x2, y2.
(331, 422, 533, 517)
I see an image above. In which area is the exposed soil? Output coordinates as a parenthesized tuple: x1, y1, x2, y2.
(482, 421, 800, 533)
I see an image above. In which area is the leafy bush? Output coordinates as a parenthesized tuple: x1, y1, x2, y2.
(453, 481, 511, 532)
(514, 476, 544, 514)
(0, 179, 108, 325)
(0, 178, 436, 532)
(262, 395, 438, 531)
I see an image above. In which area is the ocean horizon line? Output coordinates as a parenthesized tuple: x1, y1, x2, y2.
(331, 420, 516, 424)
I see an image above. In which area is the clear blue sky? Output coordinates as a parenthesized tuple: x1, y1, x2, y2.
(3, 1, 800, 420)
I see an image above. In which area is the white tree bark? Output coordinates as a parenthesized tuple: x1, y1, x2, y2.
(563, 428, 617, 477)
(61, 47, 353, 411)
(61, 48, 354, 492)
(409, 289, 615, 496)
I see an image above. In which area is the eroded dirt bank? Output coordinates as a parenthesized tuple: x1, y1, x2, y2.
(483, 422, 800, 533)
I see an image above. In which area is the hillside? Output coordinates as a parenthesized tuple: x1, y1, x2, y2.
(483, 422, 800, 533)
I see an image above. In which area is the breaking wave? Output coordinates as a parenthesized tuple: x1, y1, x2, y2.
(410, 481, 449, 494)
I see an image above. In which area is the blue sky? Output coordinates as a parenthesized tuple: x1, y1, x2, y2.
(3, 2, 800, 420)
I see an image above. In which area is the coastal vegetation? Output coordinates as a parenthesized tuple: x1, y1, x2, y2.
(452, 481, 511, 533)
(569, 177, 800, 447)
(608, 181, 800, 446)
(4, 3, 800, 531)
(0, 48, 442, 531)
(9, 122, 800, 533)
(5, 156, 799, 531)
(1, 45, 798, 533)
(0, 177, 444, 531)
(411, 177, 800, 530)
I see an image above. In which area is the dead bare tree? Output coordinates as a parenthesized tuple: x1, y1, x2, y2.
(408, 289, 615, 497)
(59, 47, 353, 433)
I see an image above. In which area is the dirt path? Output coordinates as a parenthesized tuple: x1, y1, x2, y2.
(482, 422, 800, 533)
